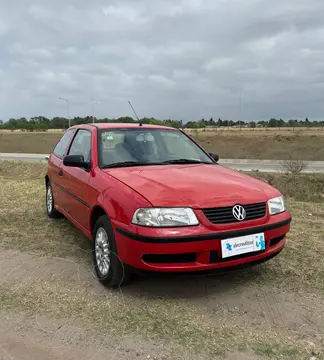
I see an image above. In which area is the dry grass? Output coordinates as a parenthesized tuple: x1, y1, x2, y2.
(1, 130, 324, 160)
(186, 127, 324, 135)
(195, 131, 324, 160)
(0, 132, 60, 154)
(247, 171, 324, 202)
(1, 160, 324, 359)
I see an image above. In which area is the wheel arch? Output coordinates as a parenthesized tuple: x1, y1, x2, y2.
(90, 205, 107, 235)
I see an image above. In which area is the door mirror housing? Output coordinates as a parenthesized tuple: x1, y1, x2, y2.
(63, 154, 90, 170)
(209, 152, 219, 163)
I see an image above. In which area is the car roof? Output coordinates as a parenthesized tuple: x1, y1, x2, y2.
(71, 123, 176, 131)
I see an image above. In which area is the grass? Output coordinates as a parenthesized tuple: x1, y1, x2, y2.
(247, 171, 324, 202)
(0, 282, 306, 359)
(1, 160, 324, 359)
(1, 129, 324, 160)
(195, 131, 324, 160)
(0, 132, 60, 154)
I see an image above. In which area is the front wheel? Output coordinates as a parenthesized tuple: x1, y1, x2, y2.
(93, 215, 131, 288)
(46, 182, 62, 219)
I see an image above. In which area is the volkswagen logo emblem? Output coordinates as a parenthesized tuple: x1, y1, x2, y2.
(232, 205, 246, 221)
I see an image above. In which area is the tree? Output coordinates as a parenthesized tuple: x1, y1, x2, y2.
(223, 119, 229, 127)
(0, 115, 321, 131)
(117, 116, 135, 123)
(257, 120, 267, 128)
(278, 118, 285, 129)
(216, 118, 224, 127)
(37, 123, 49, 131)
(51, 117, 69, 129)
(197, 119, 206, 128)
(287, 119, 298, 130)
(268, 118, 279, 128)
(185, 121, 196, 128)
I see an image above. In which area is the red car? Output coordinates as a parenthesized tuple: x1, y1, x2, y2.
(45, 123, 292, 287)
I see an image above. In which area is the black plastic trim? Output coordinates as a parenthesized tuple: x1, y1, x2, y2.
(116, 218, 291, 243)
(129, 248, 283, 278)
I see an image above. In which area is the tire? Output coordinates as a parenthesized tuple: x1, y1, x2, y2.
(46, 181, 62, 219)
(93, 215, 131, 288)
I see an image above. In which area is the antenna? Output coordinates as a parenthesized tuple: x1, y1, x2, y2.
(128, 101, 142, 126)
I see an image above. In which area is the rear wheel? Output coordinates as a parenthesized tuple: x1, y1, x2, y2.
(46, 182, 62, 219)
(93, 215, 131, 287)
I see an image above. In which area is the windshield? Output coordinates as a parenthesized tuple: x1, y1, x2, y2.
(98, 128, 214, 168)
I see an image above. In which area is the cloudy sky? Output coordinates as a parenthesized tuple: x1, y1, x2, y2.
(0, 0, 324, 122)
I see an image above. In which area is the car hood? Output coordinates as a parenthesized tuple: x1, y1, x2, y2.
(103, 164, 280, 208)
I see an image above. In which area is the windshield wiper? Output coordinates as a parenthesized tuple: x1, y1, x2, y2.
(102, 161, 161, 169)
(102, 159, 213, 168)
(162, 159, 211, 164)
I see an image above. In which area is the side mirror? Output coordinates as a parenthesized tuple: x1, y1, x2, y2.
(63, 154, 90, 170)
(209, 152, 219, 163)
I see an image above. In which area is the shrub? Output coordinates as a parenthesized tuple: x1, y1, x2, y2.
(280, 159, 308, 173)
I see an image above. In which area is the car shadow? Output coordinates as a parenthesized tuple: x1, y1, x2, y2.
(121, 266, 263, 300)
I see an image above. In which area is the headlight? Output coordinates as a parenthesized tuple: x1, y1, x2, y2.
(268, 195, 286, 215)
(132, 208, 199, 227)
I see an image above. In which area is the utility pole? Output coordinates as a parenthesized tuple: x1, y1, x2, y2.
(91, 96, 101, 123)
(238, 87, 243, 130)
(58, 97, 71, 128)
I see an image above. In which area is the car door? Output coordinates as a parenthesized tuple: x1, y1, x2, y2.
(61, 128, 92, 229)
(48, 128, 76, 209)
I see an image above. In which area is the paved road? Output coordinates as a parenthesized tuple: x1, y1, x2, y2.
(219, 159, 324, 173)
(0, 153, 49, 161)
(1, 153, 324, 173)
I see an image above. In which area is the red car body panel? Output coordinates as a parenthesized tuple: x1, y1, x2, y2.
(103, 164, 278, 208)
(46, 123, 292, 274)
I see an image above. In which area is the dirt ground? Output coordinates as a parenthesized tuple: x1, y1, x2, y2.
(1, 161, 324, 360)
(1, 129, 324, 160)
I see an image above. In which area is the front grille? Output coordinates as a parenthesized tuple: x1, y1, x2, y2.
(202, 202, 267, 224)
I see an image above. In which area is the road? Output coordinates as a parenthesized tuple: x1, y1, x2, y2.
(1, 153, 324, 173)
(219, 159, 324, 173)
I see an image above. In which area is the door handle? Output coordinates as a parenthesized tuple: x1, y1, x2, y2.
(58, 170, 63, 177)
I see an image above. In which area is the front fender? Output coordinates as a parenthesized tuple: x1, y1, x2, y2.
(97, 185, 152, 225)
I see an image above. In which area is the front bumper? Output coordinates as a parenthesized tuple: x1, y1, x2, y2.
(113, 211, 292, 272)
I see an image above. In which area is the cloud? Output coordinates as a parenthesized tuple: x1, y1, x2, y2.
(0, 0, 323, 121)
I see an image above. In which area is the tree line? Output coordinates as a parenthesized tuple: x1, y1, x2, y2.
(0, 116, 323, 131)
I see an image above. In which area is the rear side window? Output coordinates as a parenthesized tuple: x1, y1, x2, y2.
(53, 129, 74, 158)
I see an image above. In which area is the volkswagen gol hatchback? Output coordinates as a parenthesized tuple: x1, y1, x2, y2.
(45, 123, 292, 287)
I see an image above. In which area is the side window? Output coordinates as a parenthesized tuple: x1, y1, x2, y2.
(53, 129, 74, 158)
(68, 129, 92, 162)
